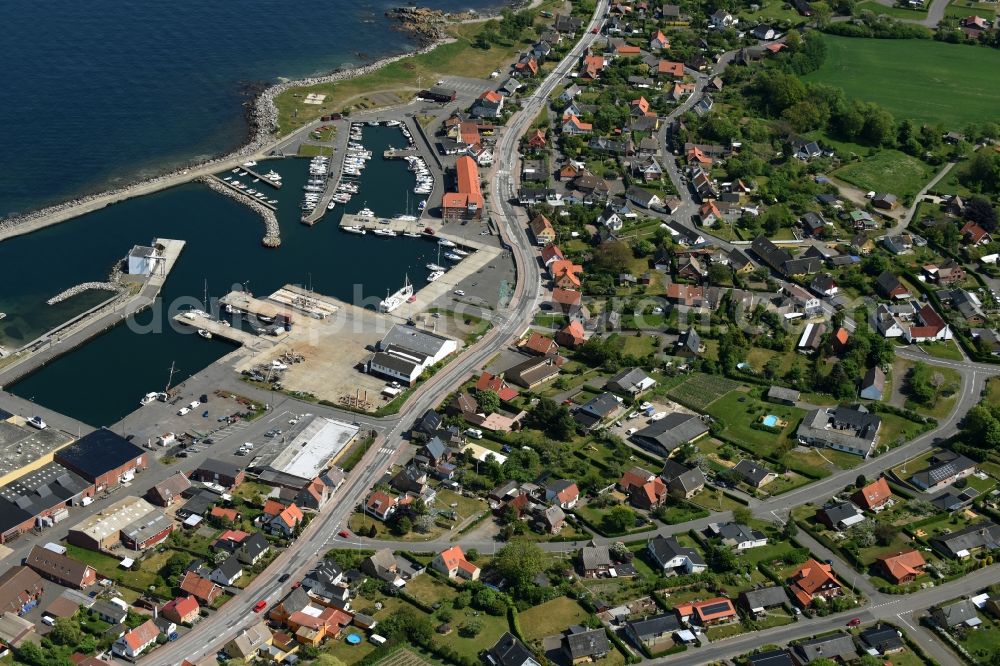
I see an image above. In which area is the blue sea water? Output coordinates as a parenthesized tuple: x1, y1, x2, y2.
(0, 0, 504, 218)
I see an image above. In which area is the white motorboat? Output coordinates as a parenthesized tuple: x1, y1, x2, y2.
(343, 226, 367, 235)
(427, 270, 444, 282)
(445, 252, 462, 261)
(27, 416, 47, 430)
(197, 329, 213, 339)
(243, 160, 257, 167)
(140, 392, 167, 406)
(452, 249, 469, 257)
(426, 263, 446, 272)
(0, 313, 6, 320)
(372, 228, 397, 237)
(438, 239, 456, 247)
(358, 207, 375, 218)
(403, 231, 421, 238)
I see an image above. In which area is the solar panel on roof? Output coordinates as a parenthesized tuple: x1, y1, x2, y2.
(700, 602, 731, 615)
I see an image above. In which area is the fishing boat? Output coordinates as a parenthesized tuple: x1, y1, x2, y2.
(140, 392, 167, 406)
(427, 270, 444, 282)
(426, 263, 446, 272)
(372, 228, 397, 237)
(343, 226, 367, 235)
(438, 239, 456, 248)
(197, 329, 213, 339)
(378, 276, 413, 313)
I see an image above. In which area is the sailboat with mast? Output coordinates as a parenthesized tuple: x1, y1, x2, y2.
(378, 275, 413, 313)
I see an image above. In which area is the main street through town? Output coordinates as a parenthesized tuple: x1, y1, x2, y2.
(142, 3, 611, 663)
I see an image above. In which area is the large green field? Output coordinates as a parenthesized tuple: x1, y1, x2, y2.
(805, 36, 1000, 127)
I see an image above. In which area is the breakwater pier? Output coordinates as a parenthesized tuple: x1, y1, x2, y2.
(0, 239, 185, 387)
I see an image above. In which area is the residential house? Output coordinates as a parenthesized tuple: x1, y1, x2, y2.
(817, 501, 865, 531)
(507, 356, 561, 389)
(113, 620, 160, 660)
(647, 535, 706, 574)
(674, 597, 737, 627)
(606, 368, 656, 396)
(747, 650, 795, 666)
(225, 621, 273, 662)
(631, 413, 708, 457)
(432, 546, 480, 581)
(739, 586, 790, 616)
(904, 304, 951, 343)
(649, 30, 670, 50)
(874, 550, 926, 585)
(733, 459, 776, 488)
(161, 595, 200, 625)
(852, 477, 893, 512)
(265, 503, 304, 538)
(472, 91, 505, 119)
(562, 115, 593, 135)
(930, 599, 982, 629)
(487, 632, 540, 666)
(24, 546, 96, 589)
(521, 332, 559, 356)
(810, 273, 838, 299)
(580, 545, 613, 577)
(872, 193, 897, 210)
(791, 633, 858, 664)
(924, 260, 965, 286)
(178, 571, 222, 605)
(237, 532, 270, 566)
(766, 386, 800, 406)
(210, 555, 244, 587)
(788, 559, 842, 607)
(859, 624, 905, 655)
(625, 186, 662, 210)
(146, 472, 192, 507)
(529, 214, 556, 245)
(626, 613, 682, 650)
(365, 490, 398, 522)
(910, 451, 977, 492)
(706, 522, 767, 550)
(930, 522, 1000, 559)
(859, 366, 886, 401)
(796, 405, 881, 458)
(573, 392, 624, 431)
(709, 9, 736, 28)
(961, 221, 992, 246)
(563, 625, 610, 663)
(545, 480, 580, 509)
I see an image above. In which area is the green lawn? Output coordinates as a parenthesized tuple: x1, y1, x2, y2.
(438, 607, 512, 660)
(915, 339, 965, 361)
(404, 573, 457, 607)
(958, 614, 1000, 664)
(705, 389, 805, 458)
(855, 1, 928, 18)
(667, 374, 742, 412)
(946, 0, 999, 19)
(687, 486, 746, 513)
(518, 597, 591, 642)
(833, 150, 935, 202)
(805, 35, 1000, 128)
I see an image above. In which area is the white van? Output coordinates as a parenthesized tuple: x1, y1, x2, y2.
(243, 442, 254, 450)
(188, 400, 200, 410)
(370, 634, 387, 646)
(41, 615, 56, 627)
(177, 407, 190, 416)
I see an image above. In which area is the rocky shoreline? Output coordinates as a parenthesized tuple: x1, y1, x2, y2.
(46, 282, 122, 306)
(200, 177, 281, 247)
(0, 36, 449, 240)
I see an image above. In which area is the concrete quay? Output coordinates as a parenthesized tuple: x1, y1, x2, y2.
(0, 239, 185, 387)
(172, 312, 276, 347)
(339, 213, 427, 235)
(237, 164, 282, 189)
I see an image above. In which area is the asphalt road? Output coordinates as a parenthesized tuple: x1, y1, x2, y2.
(142, 4, 610, 663)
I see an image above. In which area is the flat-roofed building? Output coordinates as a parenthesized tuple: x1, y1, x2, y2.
(54, 429, 147, 490)
(67, 496, 159, 551)
(0, 462, 92, 544)
(251, 415, 359, 485)
(0, 417, 74, 487)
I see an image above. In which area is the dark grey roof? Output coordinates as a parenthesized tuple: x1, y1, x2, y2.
(54, 428, 145, 481)
(793, 633, 858, 663)
(564, 627, 609, 659)
(859, 625, 904, 653)
(932, 599, 979, 627)
(0, 462, 90, 534)
(413, 409, 442, 436)
(747, 649, 794, 666)
(214, 555, 243, 580)
(91, 600, 128, 622)
(581, 545, 612, 571)
(750, 236, 792, 273)
(579, 392, 622, 419)
(240, 532, 269, 560)
(712, 522, 765, 544)
(930, 522, 1000, 558)
(195, 458, 241, 479)
(861, 366, 885, 392)
(767, 386, 800, 402)
(911, 452, 977, 489)
(627, 612, 681, 638)
(875, 271, 904, 295)
(648, 535, 704, 566)
(733, 459, 773, 486)
(677, 327, 701, 355)
(739, 586, 789, 610)
(490, 632, 539, 666)
(633, 413, 708, 454)
(820, 501, 863, 527)
(379, 324, 454, 358)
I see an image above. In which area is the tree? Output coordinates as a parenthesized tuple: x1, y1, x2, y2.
(965, 196, 999, 231)
(49, 617, 83, 646)
(592, 240, 633, 275)
(874, 523, 898, 547)
(476, 389, 501, 414)
(392, 516, 412, 536)
(495, 540, 548, 591)
(460, 619, 483, 637)
(603, 505, 636, 533)
(368, 524, 377, 538)
(855, 474, 867, 489)
(732, 507, 753, 525)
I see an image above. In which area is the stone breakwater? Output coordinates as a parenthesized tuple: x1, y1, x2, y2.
(46, 282, 123, 306)
(201, 177, 281, 248)
(0, 37, 448, 239)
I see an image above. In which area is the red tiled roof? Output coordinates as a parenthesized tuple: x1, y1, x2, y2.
(523, 332, 559, 355)
(853, 477, 892, 511)
(443, 156, 485, 212)
(658, 60, 684, 77)
(875, 549, 926, 583)
(475, 372, 519, 402)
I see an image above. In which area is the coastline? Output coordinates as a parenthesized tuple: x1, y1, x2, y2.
(0, 37, 450, 244)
